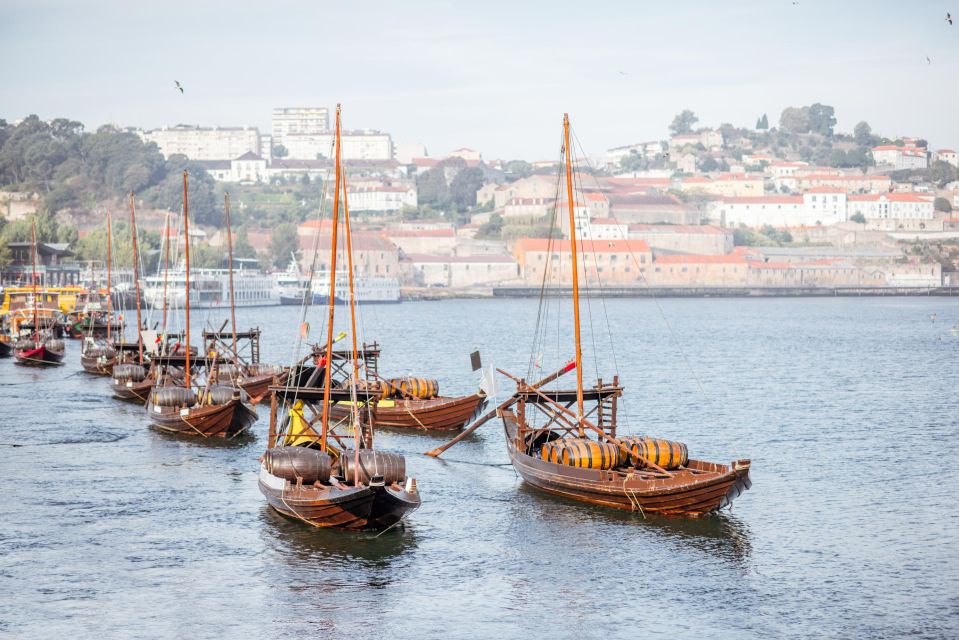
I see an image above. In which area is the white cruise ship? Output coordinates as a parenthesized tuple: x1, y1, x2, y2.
(278, 270, 401, 305)
(142, 268, 279, 309)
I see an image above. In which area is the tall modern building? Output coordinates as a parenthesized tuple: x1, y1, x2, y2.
(271, 107, 330, 145)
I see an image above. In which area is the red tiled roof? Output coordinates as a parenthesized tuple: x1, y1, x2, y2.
(803, 174, 890, 181)
(721, 196, 803, 205)
(848, 193, 932, 203)
(515, 238, 650, 253)
(386, 228, 455, 238)
(405, 254, 515, 264)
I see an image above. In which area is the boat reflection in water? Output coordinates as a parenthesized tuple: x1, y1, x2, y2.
(259, 505, 417, 572)
(514, 482, 753, 565)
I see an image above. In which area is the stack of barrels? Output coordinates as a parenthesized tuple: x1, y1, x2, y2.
(113, 363, 147, 383)
(540, 436, 688, 471)
(264, 447, 332, 485)
(355, 377, 439, 400)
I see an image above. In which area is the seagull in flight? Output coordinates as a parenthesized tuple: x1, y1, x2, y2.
(927, 55, 932, 64)
(947, 12, 953, 25)
(174, 80, 184, 94)
(618, 70, 628, 76)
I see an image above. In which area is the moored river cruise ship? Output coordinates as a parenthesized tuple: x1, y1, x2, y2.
(142, 268, 279, 309)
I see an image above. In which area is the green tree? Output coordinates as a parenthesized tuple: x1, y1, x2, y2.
(416, 166, 451, 208)
(934, 197, 952, 213)
(700, 157, 719, 172)
(756, 114, 769, 130)
(669, 110, 699, 135)
(269, 223, 298, 268)
(505, 160, 532, 179)
(450, 166, 485, 208)
(233, 226, 258, 259)
(619, 150, 647, 173)
(779, 106, 811, 134)
(854, 121, 873, 146)
(849, 212, 866, 224)
(476, 213, 503, 239)
(273, 144, 289, 158)
(807, 103, 837, 136)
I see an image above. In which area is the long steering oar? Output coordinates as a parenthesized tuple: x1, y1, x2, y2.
(425, 360, 577, 458)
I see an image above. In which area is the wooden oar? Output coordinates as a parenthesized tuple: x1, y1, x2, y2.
(425, 361, 577, 458)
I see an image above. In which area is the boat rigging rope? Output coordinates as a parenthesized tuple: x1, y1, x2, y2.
(623, 472, 645, 517)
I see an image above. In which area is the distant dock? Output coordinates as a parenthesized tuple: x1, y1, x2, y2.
(491, 286, 959, 298)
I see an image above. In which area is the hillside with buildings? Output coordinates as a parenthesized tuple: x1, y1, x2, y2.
(2, 103, 958, 292)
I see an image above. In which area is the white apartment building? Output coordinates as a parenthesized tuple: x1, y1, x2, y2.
(140, 125, 260, 161)
(871, 145, 928, 170)
(935, 149, 958, 168)
(346, 185, 417, 212)
(709, 190, 847, 228)
(283, 130, 393, 161)
(847, 193, 934, 221)
(271, 107, 330, 145)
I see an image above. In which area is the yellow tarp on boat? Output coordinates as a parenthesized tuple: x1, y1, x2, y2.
(284, 400, 321, 447)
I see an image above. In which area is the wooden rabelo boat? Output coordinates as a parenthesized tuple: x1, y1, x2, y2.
(145, 178, 257, 438)
(14, 219, 65, 367)
(259, 105, 420, 530)
(80, 210, 122, 375)
(198, 193, 288, 405)
(0, 333, 12, 358)
(428, 115, 751, 517)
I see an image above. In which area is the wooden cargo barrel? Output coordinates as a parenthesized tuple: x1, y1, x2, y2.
(541, 438, 619, 470)
(264, 447, 332, 485)
(338, 449, 406, 485)
(618, 436, 688, 470)
(152, 387, 197, 407)
(113, 363, 147, 382)
(247, 363, 282, 376)
(357, 379, 391, 398)
(204, 385, 247, 405)
(388, 377, 438, 399)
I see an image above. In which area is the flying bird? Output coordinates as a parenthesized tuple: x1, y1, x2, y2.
(618, 70, 628, 76)
(174, 80, 184, 94)
(947, 12, 953, 25)
(927, 55, 932, 64)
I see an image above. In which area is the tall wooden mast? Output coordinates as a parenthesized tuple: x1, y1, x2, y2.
(129, 193, 143, 364)
(318, 104, 344, 452)
(182, 171, 192, 389)
(30, 217, 39, 343)
(105, 209, 112, 342)
(340, 142, 364, 481)
(161, 211, 171, 339)
(224, 192, 238, 366)
(563, 113, 585, 420)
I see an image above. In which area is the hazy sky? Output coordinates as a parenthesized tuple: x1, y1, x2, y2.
(2, 1, 957, 159)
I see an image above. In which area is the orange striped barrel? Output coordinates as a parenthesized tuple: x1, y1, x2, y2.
(618, 436, 688, 470)
(541, 438, 619, 470)
(388, 377, 439, 399)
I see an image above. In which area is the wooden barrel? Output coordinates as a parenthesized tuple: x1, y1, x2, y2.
(113, 363, 147, 382)
(44, 339, 65, 353)
(357, 379, 391, 398)
(204, 385, 246, 405)
(541, 438, 619, 470)
(152, 387, 196, 407)
(264, 447, 332, 485)
(618, 436, 688, 470)
(338, 449, 406, 485)
(247, 363, 282, 376)
(388, 377, 438, 399)
(215, 364, 239, 380)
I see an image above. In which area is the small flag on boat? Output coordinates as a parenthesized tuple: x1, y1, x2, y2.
(470, 350, 482, 371)
(561, 359, 576, 374)
(333, 331, 347, 343)
(534, 352, 543, 369)
(300, 322, 310, 338)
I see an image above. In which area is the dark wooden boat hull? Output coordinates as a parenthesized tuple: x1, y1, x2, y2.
(505, 419, 750, 517)
(14, 344, 65, 367)
(238, 372, 288, 405)
(80, 352, 116, 375)
(148, 398, 258, 438)
(110, 377, 155, 403)
(258, 467, 419, 530)
(332, 393, 484, 431)
(0, 340, 12, 358)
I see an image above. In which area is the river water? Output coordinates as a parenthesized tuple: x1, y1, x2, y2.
(1, 297, 958, 639)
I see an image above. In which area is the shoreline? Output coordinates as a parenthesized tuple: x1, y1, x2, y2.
(401, 286, 959, 300)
